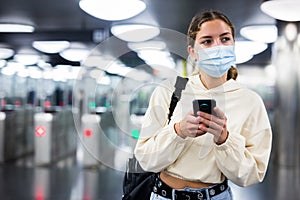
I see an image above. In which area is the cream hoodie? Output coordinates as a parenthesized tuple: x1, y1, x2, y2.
(134, 74, 272, 187)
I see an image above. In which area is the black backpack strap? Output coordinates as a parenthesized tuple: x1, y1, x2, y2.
(167, 76, 188, 124)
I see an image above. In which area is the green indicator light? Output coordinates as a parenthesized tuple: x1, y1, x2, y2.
(89, 102, 96, 109)
(131, 129, 140, 139)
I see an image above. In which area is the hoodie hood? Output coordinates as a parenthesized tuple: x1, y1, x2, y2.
(188, 74, 243, 94)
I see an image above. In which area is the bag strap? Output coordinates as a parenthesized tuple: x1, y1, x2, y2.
(167, 76, 189, 124)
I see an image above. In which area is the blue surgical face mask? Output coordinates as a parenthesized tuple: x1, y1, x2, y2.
(197, 45, 236, 78)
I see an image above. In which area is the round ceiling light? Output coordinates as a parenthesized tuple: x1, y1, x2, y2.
(235, 41, 268, 56)
(235, 41, 268, 64)
(14, 54, 41, 66)
(32, 41, 70, 54)
(111, 24, 160, 42)
(59, 42, 90, 62)
(0, 48, 14, 59)
(127, 40, 166, 52)
(60, 48, 90, 62)
(0, 60, 6, 68)
(260, 0, 300, 22)
(0, 23, 34, 32)
(79, 0, 146, 21)
(240, 25, 278, 43)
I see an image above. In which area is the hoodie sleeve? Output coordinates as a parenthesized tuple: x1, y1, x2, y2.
(214, 93, 272, 187)
(134, 78, 187, 172)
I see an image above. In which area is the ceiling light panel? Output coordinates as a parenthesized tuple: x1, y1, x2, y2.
(79, 0, 146, 21)
(235, 41, 268, 64)
(235, 41, 268, 56)
(14, 54, 41, 66)
(0, 24, 34, 32)
(59, 48, 90, 62)
(32, 41, 70, 54)
(127, 40, 167, 52)
(1, 61, 24, 76)
(260, 0, 300, 22)
(59, 42, 90, 62)
(240, 25, 278, 43)
(0, 48, 14, 59)
(0, 60, 6, 68)
(111, 24, 160, 42)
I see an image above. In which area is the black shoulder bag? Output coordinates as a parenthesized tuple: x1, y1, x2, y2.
(122, 76, 188, 200)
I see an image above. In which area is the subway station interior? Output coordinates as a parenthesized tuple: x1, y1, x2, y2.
(0, 0, 300, 199)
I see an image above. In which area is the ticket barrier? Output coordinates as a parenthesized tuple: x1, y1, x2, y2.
(25, 107, 35, 152)
(0, 112, 5, 162)
(81, 114, 101, 167)
(34, 109, 76, 166)
(0, 107, 34, 163)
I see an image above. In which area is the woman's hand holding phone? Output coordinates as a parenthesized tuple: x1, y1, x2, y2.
(196, 105, 229, 145)
(174, 111, 207, 139)
(175, 99, 229, 144)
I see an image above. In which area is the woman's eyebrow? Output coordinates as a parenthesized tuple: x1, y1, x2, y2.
(198, 35, 212, 40)
(220, 32, 231, 37)
(198, 32, 231, 40)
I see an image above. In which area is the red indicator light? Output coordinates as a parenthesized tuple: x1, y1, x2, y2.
(44, 100, 51, 108)
(35, 126, 46, 137)
(1, 99, 6, 107)
(15, 100, 21, 106)
(34, 186, 45, 200)
(84, 129, 92, 137)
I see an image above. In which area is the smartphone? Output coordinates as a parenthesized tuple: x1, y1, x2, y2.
(193, 99, 216, 116)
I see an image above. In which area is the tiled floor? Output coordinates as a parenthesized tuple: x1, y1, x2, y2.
(0, 157, 299, 200)
(0, 162, 123, 200)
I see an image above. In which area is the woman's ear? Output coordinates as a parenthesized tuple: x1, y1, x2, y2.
(187, 45, 197, 61)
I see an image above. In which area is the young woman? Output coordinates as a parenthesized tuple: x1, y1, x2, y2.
(134, 10, 272, 200)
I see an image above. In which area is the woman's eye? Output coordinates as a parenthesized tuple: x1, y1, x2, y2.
(221, 37, 231, 42)
(201, 40, 211, 45)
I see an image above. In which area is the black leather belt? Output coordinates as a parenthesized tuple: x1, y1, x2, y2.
(152, 177, 228, 200)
